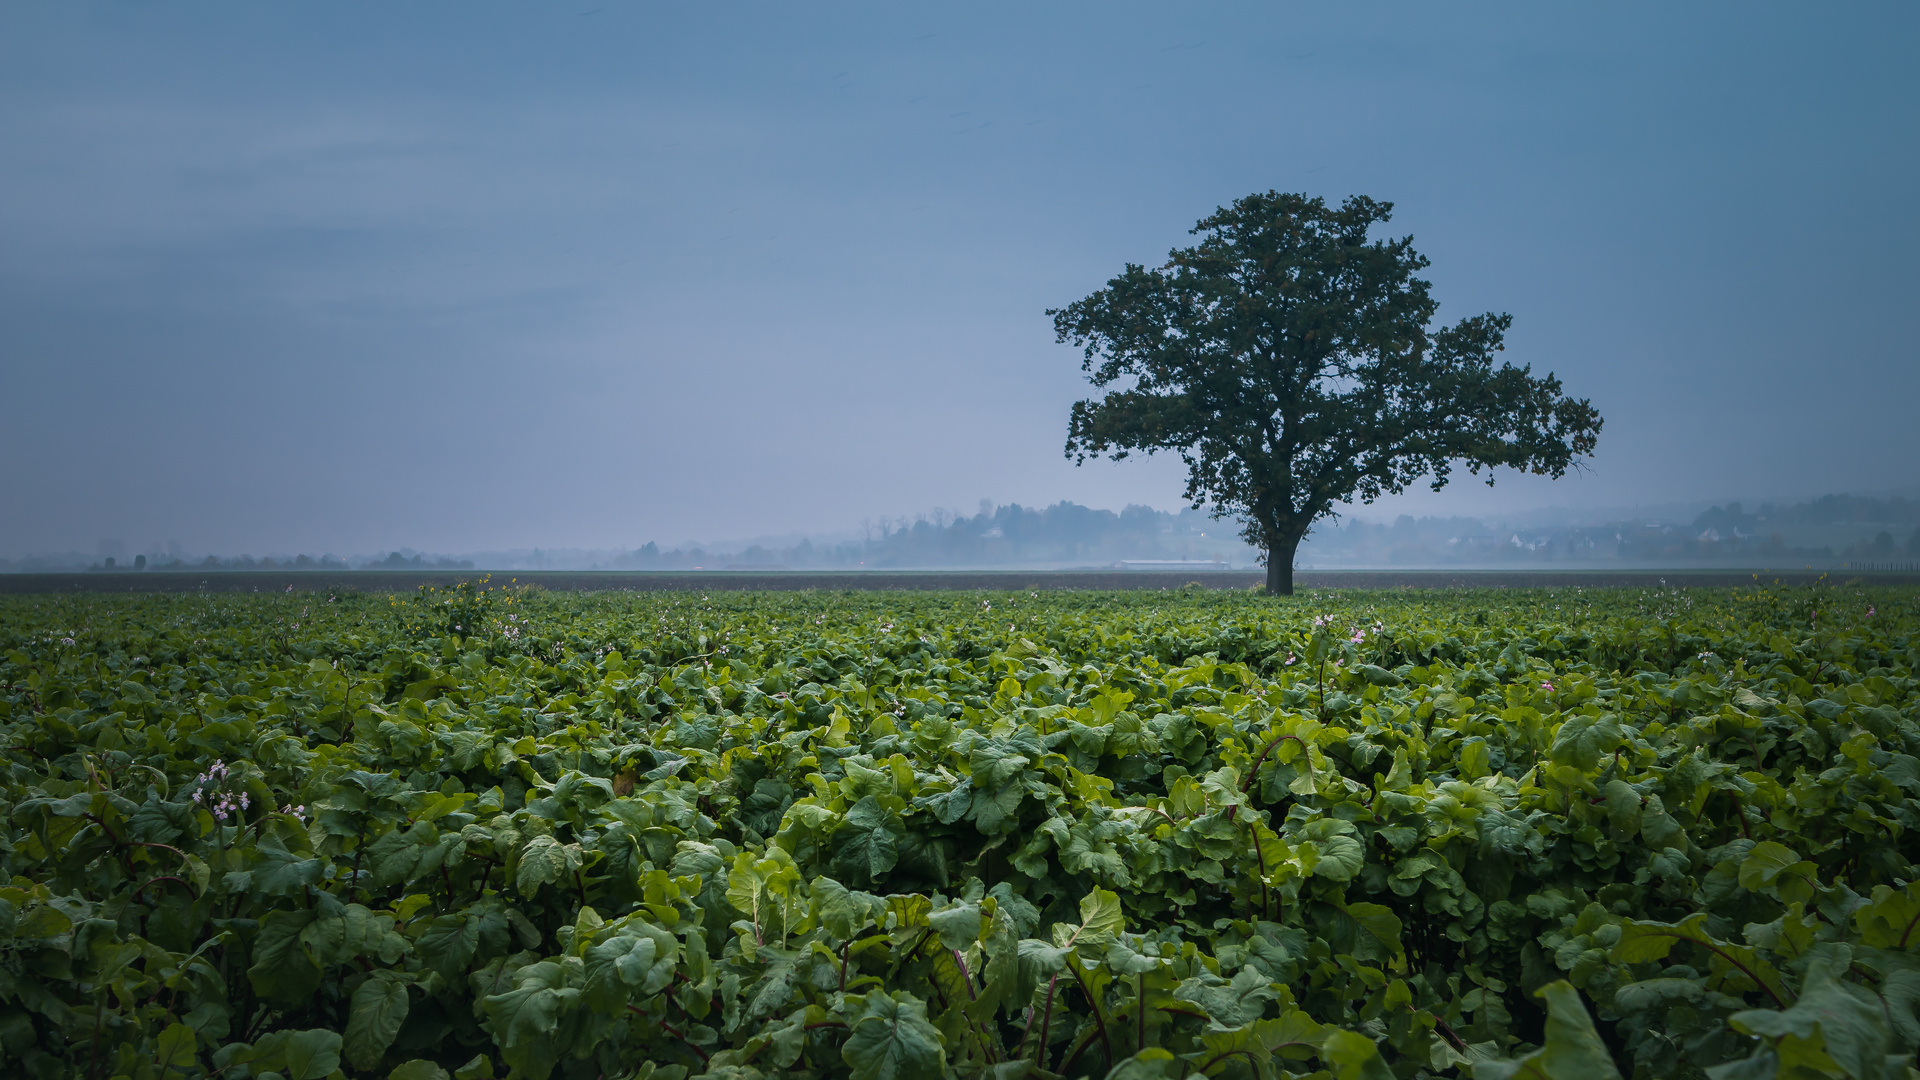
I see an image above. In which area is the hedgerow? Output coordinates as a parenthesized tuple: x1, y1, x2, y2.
(0, 582, 1916, 1080)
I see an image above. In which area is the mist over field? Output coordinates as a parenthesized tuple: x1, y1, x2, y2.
(12, 489, 1918, 575)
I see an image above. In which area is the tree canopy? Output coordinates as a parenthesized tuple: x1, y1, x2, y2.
(1053, 191, 1603, 594)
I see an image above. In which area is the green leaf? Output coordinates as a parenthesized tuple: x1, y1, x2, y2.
(416, 913, 481, 980)
(1612, 914, 1789, 1004)
(1310, 834, 1365, 881)
(1729, 954, 1891, 1080)
(1548, 715, 1622, 772)
(250, 840, 325, 896)
(1459, 738, 1491, 780)
(1320, 1028, 1396, 1080)
(1176, 967, 1279, 1027)
(927, 898, 983, 950)
(253, 1029, 344, 1080)
(345, 972, 411, 1070)
(1343, 902, 1404, 962)
(1103, 1047, 1185, 1080)
(583, 924, 678, 1010)
(812, 876, 887, 941)
(153, 1022, 198, 1074)
(1603, 780, 1641, 838)
(841, 991, 945, 1080)
(1738, 840, 1815, 901)
(515, 835, 582, 896)
(248, 908, 322, 1005)
(1078, 887, 1124, 939)
(834, 796, 901, 881)
(969, 782, 1025, 835)
(389, 1062, 452, 1080)
(301, 903, 408, 966)
(480, 961, 577, 1080)
(915, 779, 972, 825)
(1472, 981, 1621, 1080)
(1854, 881, 1920, 950)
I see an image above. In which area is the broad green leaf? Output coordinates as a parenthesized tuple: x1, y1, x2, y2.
(841, 991, 945, 1080)
(1078, 887, 1124, 939)
(1320, 1028, 1396, 1080)
(1603, 779, 1641, 838)
(1311, 834, 1365, 881)
(1548, 715, 1622, 772)
(1613, 914, 1789, 1004)
(1729, 954, 1890, 1080)
(928, 898, 983, 950)
(834, 796, 901, 881)
(1103, 1047, 1185, 1080)
(1855, 881, 1920, 950)
(1472, 981, 1622, 1080)
(1343, 902, 1405, 961)
(153, 1022, 198, 1074)
(345, 972, 411, 1070)
(515, 835, 582, 896)
(417, 913, 481, 980)
(812, 876, 887, 941)
(480, 961, 578, 1080)
(252, 1028, 344, 1080)
(1738, 841, 1816, 902)
(1460, 738, 1491, 780)
(1176, 967, 1279, 1027)
(248, 908, 322, 1005)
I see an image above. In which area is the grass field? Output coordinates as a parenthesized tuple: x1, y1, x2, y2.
(1, 582, 1916, 1079)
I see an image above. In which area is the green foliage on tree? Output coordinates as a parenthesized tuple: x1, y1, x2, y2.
(1053, 192, 1603, 594)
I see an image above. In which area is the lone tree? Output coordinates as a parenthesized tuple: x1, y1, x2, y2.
(1053, 192, 1602, 595)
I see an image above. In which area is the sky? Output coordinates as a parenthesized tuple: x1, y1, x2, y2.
(2, 2, 1916, 558)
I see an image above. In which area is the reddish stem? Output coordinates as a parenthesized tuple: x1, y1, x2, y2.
(627, 1006, 709, 1065)
(1243, 734, 1310, 794)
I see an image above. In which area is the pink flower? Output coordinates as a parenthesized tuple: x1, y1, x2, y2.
(1541, 681, 1555, 692)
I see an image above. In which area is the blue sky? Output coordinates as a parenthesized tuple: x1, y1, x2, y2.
(3, 2, 1915, 555)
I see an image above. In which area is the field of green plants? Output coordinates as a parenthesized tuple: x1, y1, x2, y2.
(1, 581, 1917, 1080)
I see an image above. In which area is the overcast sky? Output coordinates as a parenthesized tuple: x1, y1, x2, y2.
(3, 2, 1915, 556)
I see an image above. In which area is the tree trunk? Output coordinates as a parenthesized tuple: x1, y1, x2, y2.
(1265, 534, 1301, 596)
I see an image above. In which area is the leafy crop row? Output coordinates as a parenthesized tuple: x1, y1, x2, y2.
(1, 582, 1917, 1080)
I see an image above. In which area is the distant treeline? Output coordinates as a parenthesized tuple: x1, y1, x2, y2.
(608, 502, 1249, 570)
(0, 551, 473, 573)
(4, 491, 1915, 573)
(1295, 493, 1920, 567)
(1693, 495, 1920, 532)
